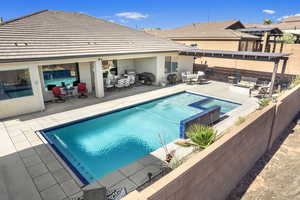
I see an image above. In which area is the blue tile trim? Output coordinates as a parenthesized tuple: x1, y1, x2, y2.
(179, 105, 221, 139)
(36, 91, 188, 185)
(36, 130, 90, 185)
(185, 91, 241, 106)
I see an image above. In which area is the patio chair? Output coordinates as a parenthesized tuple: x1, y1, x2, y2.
(181, 72, 188, 83)
(105, 78, 114, 90)
(128, 74, 135, 85)
(123, 78, 130, 88)
(115, 79, 125, 89)
(52, 86, 65, 102)
(167, 74, 177, 85)
(77, 82, 88, 98)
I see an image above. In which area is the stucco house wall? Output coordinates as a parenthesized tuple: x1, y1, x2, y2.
(0, 52, 194, 119)
(0, 64, 45, 119)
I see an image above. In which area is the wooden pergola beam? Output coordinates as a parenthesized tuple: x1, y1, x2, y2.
(269, 60, 280, 97)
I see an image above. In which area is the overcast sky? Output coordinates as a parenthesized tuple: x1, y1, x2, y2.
(1, 0, 300, 29)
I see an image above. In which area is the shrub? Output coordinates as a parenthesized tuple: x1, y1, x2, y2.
(258, 98, 271, 109)
(186, 124, 217, 149)
(276, 33, 297, 44)
(235, 116, 246, 126)
(289, 75, 300, 89)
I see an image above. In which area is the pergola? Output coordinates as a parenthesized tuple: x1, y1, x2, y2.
(179, 49, 291, 97)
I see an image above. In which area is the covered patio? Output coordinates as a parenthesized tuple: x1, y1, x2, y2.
(179, 49, 291, 97)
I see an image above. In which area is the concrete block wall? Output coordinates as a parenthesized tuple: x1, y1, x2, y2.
(123, 84, 300, 200)
(269, 85, 300, 147)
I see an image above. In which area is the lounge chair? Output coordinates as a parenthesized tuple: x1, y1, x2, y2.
(235, 76, 258, 88)
(251, 82, 271, 98)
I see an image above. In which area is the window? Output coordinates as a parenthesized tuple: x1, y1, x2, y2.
(0, 69, 33, 100)
(42, 63, 79, 90)
(165, 56, 178, 73)
(102, 60, 118, 77)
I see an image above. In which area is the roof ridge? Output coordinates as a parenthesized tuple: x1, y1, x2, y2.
(0, 9, 48, 26)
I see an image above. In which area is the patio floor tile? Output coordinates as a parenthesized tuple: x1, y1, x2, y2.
(14, 140, 31, 151)
(60, 179, 81, 196)
(129, 165, 162, 186)
(52, 168, 72, 184)
(22, 154, 42, 167)
(40, 184, 66, 200)
(18, 148, 36, 158)
(109, 178, 137, 193)
(119, 161, 144, 177)
(97, 170, 127, 188)
(137, 155, 163, 166)
(46, 160, 63, 172)
(10, 134, 27, 144)
(33, 172, 57, 192)
(27, 162, 49, 178)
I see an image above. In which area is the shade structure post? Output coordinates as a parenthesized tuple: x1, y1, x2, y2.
(269, 60, 280, 97)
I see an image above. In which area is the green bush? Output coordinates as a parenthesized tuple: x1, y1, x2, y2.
(186, 124, 217, 149)
(235, 116, 246, 126)
(258, 98, 271, 109)
(276, 33, 297, 44)
(289, 75, 300, 89)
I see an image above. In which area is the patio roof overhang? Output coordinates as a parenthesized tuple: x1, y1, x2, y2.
(179, 49, 290, 62)
(179, 49, 291, 97)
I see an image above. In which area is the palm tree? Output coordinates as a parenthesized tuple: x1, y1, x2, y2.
(263, 19, 272, 25)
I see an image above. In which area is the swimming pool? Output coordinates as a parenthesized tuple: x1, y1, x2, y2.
(39, 92, 240, 184)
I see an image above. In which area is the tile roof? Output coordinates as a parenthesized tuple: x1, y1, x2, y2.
(143, 20, 259, 40)
(0, 10, 190, 62)
(244, 22, 300, 31)
(279, 15, 300, 23)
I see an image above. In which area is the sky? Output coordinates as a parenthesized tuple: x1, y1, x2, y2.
(1, 0, 300, 29)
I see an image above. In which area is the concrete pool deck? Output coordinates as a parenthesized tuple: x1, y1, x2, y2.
(0, 81, 258, 200)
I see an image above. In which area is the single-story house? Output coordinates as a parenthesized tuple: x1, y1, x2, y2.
(143, 20, 261, 52)
(0, 10, 194, 119)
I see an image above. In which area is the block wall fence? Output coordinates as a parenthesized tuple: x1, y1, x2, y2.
(123, 84, 300, 200)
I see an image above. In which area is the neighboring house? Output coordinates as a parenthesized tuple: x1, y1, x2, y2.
(0, 10, 194, 119)
(144, 20, 300, 76)
(276, 15, 300, 35)
(143, 20, 261, 52)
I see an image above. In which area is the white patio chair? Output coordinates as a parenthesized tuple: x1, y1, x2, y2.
(115, 79, 125, 89)
(123, 78, 130, 87)
(181, 72, 188, 83)
(105, 78, 114, 90)
(128, 75, 135, 85)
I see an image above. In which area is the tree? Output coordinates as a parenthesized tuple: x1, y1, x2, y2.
(276, 33, 297, 44)
(263, 18, 272, 25)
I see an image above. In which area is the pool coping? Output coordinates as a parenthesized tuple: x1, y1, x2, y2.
(35, 89, 244, 188)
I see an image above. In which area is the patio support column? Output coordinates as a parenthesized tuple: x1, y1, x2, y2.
(281, 59, 288, 75)
(262, 32, 269, 52)
(269, 60, 280, 97)
(155, 56, 165, 85)
(94, 59, 104, 98)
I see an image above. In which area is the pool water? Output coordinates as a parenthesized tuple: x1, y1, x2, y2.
(41, 92, 240, 184)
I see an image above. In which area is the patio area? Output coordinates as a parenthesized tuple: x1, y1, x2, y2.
(0, 81, 258, 200)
